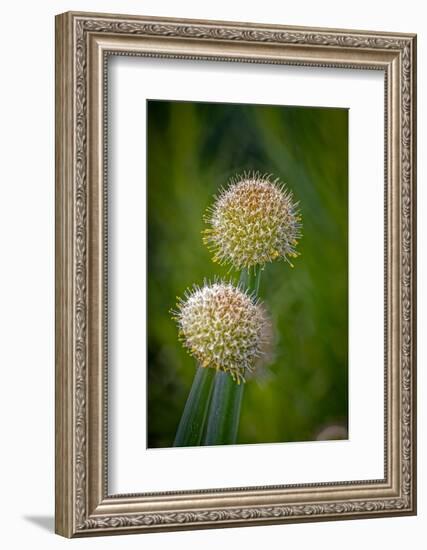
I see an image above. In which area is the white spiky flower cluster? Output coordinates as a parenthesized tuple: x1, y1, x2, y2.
(203, 172, 302, 270)
(173, 281, 269, 382)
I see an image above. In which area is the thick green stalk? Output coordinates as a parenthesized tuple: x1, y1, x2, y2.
(239, 267, 250, 290)
(254, 267, 262, 296)
(173, 366, 215, 447)
(204, 371, 244, 445)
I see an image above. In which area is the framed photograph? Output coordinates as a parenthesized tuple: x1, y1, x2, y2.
(55, 11, 417, 537)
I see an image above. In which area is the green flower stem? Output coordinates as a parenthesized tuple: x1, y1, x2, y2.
(203, 268, 263, 446)
(254, 267, 263, 296)
(173, 366, 215, 447)
(239, 268, 249, 290)
(204, 370, 244, 445)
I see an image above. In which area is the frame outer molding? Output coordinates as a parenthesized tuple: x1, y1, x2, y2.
(55, 12, 75, 539)
(55, 11, 416, 538)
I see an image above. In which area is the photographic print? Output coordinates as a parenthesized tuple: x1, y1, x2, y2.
(147, 99, 348, 448)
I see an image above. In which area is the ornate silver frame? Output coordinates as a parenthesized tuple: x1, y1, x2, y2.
(55, 11, 417, 537)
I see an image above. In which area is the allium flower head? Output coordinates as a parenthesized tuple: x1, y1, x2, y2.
(173, 281, 270, 382)
(203, 172, 302, 270)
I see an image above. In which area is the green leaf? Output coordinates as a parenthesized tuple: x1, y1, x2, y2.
(173, 366, 215, 447)
(203, 371, 244, 446)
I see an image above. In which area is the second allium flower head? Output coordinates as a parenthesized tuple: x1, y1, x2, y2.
(174, 282, 268, 382)
(203, 172, 302, 270)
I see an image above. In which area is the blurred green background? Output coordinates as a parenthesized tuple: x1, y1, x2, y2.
(147, 99, 348, 448)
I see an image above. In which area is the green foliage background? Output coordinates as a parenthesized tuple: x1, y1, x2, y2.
(147, 100, 348, 448)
